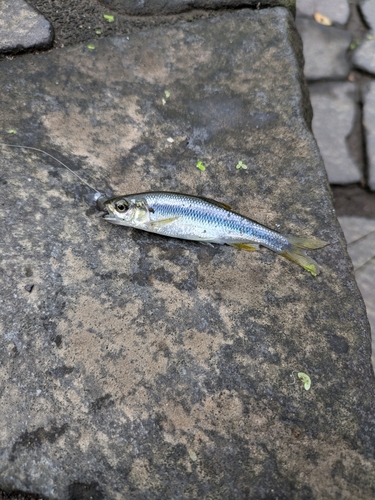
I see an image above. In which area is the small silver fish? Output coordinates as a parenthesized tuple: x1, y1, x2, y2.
(98, 191, 328, 276)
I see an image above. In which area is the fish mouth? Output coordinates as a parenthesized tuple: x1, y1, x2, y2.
(97, 204, 120, 223)
(97, 210, 118, 222)
(96, 196, 112, 218)
(102, 214, 117, 221)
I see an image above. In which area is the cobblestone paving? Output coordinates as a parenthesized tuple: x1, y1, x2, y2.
(297, 0, 375, 368)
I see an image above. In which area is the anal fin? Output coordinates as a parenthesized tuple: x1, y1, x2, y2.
(230, 243, 259, 251)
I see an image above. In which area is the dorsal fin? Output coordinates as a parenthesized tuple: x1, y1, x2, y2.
(201, 197, 232, 211)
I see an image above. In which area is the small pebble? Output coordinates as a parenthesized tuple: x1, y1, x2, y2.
(24, 284, 34, 293)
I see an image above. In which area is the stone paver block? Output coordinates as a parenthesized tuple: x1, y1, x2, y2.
(296, 18, 351, 80)
(347, 231, 375, 269)
(309, 82, 362, 184)
(98, 0, 295, 15)
(0, 0, 53, 54)
(338, 215, 375, 244)
(353, 38, 375, 75)
(360, 0, 375, 29)
(296, 0, 350, 25)
(363, 81, 375, 190)
(0, 8, 374, 500)
(338, 215, 375, 367)
(353, 0, 375, 75)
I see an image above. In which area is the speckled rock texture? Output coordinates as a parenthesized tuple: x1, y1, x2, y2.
(0, 8, 374, 500)
(98, 0, 296, 15)
(0, 0, 53, 54)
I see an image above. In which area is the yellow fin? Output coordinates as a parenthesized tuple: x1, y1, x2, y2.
(281, 248, 319, 276)
(149, 217, 179, 229)
(286, 235, 328, 250)
(231, 243, 259, 251)
(280, 233, 328, 276)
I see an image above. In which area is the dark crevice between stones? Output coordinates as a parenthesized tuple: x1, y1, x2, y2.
(359, 83, 370, 188)
(102, 2, 296, 16)
(331, 79, 375, 218)
(331, 184, 375, 218)
(345, 84, 365, 184)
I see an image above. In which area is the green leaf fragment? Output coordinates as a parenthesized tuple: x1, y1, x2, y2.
(349, 40, 361, 50)
(188, 450, 197, 461)
(95, 29, 102, 35)
(7, 129, 17, 134)
(298, 372, 311, 391)
(367, 33, 374, 40)
(87, 44, 95, 50)
(196, 161, 206, 171)
(103, 14, 114, 22)
(164, 90, 170, 98)
(236, 160, 247, 170)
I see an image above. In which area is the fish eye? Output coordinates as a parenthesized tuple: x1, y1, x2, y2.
(115, 201, 128, 212)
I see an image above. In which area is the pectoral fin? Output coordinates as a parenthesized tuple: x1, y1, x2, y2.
(230, 243, 259, 251)
(149, 217, 179, 229)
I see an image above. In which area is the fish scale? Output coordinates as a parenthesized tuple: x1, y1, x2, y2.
(142, 192, 286, 249)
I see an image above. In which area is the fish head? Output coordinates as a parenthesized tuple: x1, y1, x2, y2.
(97, 195, 149, 227)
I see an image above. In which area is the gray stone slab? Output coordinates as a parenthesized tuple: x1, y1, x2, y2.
(353, 38, 375, 75)
(363, 81, 375, 190)
(98, 0, 295, 15)
(0, 0, 53, 54)
(338, 215, 375, 244)
(348, 232, 375, 269)
(360, 0, 375, 29)
(0, 8, 374, 499)
(338, 216, 375, 367)
(309, 82, 362, 184)
(296, 0, 350, 25)
(352, 0, 375, 74)
(296, 18, 352, 80)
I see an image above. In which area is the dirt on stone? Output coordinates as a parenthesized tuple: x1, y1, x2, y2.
(331, 184, 375, 218)
(24, 0, 218, 51)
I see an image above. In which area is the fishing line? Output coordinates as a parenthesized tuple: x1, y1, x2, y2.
(0, 142, 103, 198)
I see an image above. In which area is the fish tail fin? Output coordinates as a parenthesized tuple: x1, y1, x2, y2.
(280, 235, 328, 277)
(285, 235, 328, 250)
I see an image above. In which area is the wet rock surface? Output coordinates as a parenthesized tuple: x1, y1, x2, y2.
(309, 82, 362, 184)
(0, 0, 53, 54)
(1, 6, 374, 500)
